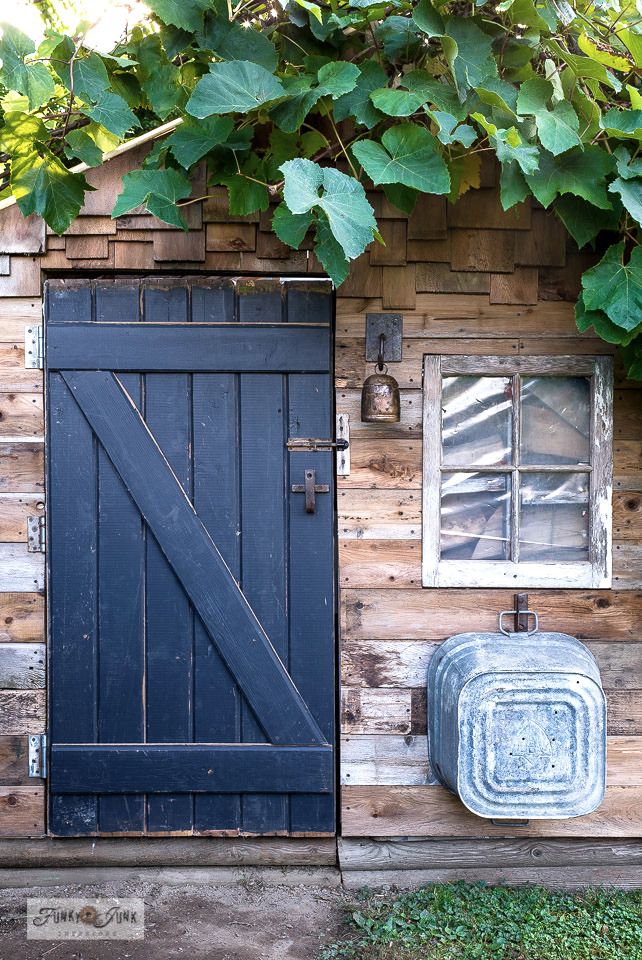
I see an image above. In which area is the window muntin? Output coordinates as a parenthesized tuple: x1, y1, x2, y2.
(422, 356, 613, 589)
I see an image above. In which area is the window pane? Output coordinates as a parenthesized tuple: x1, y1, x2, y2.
(441, 472, 511, 560)
(442, 376, 513, 466)
(519, 472, 589, 561)
(520, 377, 590, 466)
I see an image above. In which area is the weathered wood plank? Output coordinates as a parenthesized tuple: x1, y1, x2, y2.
(342, 785, 642, 837)
(0, 300, 42, 342)
(337, 490, 421, 540)
(0, 210, 45, 255)
(0, 644, 45, 689)
(340, 735, 642, 787)
(0, 545, 43, 592)
(0, 494, 44, 542)
(340, 541, 421, 587)
(613, 492, 642, 540)
(608, 738, 642, 785)
(336, 295, 578, 339)
(338, 440, 421, 489)
(342, 589, 642, 640)
(341, 734, 436, 786)
(341, 866, 642, 890)
(0, 594, 44, 643)
(615, 391, 642, 440)
(338, 835, 642, 871)
(0, 258, 41, 297)
(0, 393, 43, 438)
(0, 787, 43, 836)
(0, 443, 44, 492)
(0, 690, 45, 734)
(0, 836, 338, 866)
(613, 543, 642, 589)
(0, 736, 30, 784)
(341, 687, 642, 736)
(341, 687, 415, 735)
(342, 639, 642, 689)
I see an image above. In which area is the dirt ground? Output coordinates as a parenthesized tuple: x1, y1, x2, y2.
(0, 869, 355, 960)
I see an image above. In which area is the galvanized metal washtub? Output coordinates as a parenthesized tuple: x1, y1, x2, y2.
(427, 624, 606, 820)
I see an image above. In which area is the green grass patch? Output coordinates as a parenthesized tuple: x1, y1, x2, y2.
(321, 882, 642, 960)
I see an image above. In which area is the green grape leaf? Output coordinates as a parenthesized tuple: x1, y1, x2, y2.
(609, 177, 642, 226)
(431, 111, 477, 146)
(83, 90, 140, 138)
(582, 241, 642, 331)
(614, 145, 642, 180)
(334, 61, 387, 129)
(413, 0, 444, 37)
(499, 161, 530, 209)
(187, 60, 285, 116)
(575, 293, 640, 346)
(516, 77, 581, 156)
(314, 219, 350, 286)
(133, 33, 184, 119)
(112, 167, 192, 228)
(11, 148, 91, 234)
(198, 13, 278, 71)
(600, 107, 642, 140)
(370, 87, 425, 117)
(352, 123, 450, 194)
(444, 17, 498, 92)
(65, 129, 104, 167)
(383, 182, 417, 214)
(316, 62, 360, 98)
(0, 24, 55, 109)
(554, 195, 617, 248)
(146, 0, 210, 32)
(272, 202, 313, 248)
(167, 116, 234, 167)
(525, 146, 615, 209)
(57, 50, 110, 102)
(280, 158, 376, 260)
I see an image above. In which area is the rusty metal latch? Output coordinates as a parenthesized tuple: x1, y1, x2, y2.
(291, 469, 329, 514)
(287, 437, 349, 452)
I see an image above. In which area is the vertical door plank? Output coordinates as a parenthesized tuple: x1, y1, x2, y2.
(288, 372, 336, 832)
(240, 373, 289, 833)
(143, 285, 194, 833)
(48, 372, 98, 836)
(95, 281, 145, 833)
(193, 327, 242, 830)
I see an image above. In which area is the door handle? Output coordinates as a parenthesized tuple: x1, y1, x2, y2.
(291, 469, 329, 514)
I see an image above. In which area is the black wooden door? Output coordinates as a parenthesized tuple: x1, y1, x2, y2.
(45, 277, 335, 836)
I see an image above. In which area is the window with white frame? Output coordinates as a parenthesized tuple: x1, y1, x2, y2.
(422, 355, 613, 589)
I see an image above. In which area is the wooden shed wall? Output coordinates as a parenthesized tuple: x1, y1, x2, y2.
(0, 146, 640, 848)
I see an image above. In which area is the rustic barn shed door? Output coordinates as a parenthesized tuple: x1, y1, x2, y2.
(45, 278, 335, 836)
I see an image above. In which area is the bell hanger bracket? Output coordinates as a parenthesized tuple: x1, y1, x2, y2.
(365, 313, 403, 363)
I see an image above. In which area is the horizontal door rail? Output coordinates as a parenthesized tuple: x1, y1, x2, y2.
(47, 323, 331, 372)
(49, 745, 334, 794)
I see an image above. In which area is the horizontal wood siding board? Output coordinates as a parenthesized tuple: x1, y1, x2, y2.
(50, 745, 333, 794)
(342, 590, 642, 640)
(341, 867, 642, 890)
(342, 785, 642, 837)
(0, 545, 43, 592)
(0, 736, 31, 785)
(48, 323, 330, 373)
(0, 787, 43, 836)
(0, 691, 45, 734)
(340, 734, 642, 786)
(338, 836, 642, 870)
(0, 643, 45, 688)
(0, 836, 337, 867)
(0, 594, 44, 643)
